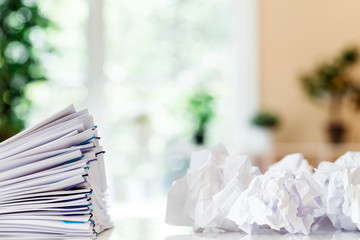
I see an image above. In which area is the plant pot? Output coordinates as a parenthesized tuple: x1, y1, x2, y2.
(327, 121, 346, 143)
(193, 131, 205, 145)
(251, 127, 274, 152)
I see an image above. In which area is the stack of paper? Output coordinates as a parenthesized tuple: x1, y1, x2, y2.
(0, 105, 112, 238)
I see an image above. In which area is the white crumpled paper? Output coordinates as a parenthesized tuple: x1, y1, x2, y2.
(227, 169, 322, 234)
(314, 151, 360, 230)
(165, 144, 260, 232)
(166, 145, 360, 234)
(166, 145, 323, 234)
(269, 153, 313, 175)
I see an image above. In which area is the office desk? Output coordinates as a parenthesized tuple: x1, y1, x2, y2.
(98, 218, 359, 240)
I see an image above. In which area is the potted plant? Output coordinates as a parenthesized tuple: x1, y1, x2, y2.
(187, 90, 214, 145)
(251, 110, 279, 129)
(250, 110, 279, 151)
(300, 47, 360, 143)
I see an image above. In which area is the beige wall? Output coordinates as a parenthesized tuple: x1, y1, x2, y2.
(259, 0, 360, 143)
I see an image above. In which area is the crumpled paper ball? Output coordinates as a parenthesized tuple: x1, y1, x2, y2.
(314, 151, 360, 230)
(227, 169, 323, 234)
(269, 153, 313, 175)
(165, 144, 260, 232)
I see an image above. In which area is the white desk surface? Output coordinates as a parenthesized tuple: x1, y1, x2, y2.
(97, 218, 360, 240)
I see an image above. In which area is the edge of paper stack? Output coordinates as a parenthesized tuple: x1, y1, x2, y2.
(166, 144, 360, 235)
(0, 105, 112, 238)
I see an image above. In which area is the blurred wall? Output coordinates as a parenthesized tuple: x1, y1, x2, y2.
(259, 0, 360, 143)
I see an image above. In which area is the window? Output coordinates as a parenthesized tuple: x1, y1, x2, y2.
(26, 0, 257, 216)
(26, 0, 89, 125)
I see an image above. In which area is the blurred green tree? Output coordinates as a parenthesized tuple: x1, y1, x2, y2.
(0, 0, 51, 141)
(187, 90, 214, 145)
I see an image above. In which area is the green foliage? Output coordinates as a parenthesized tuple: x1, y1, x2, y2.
(300, 47, 360, 108)
(0, 0, 51, 141)
(251, 110, 279, 128)
(187, 90, 214, 145)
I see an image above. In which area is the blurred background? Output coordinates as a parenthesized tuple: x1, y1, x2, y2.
(2, 0, 360, 233)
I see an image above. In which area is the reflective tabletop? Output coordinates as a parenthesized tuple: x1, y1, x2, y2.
(98, 218, 360, 240)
